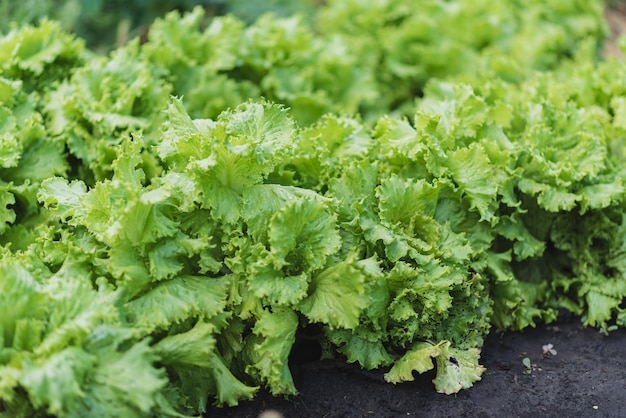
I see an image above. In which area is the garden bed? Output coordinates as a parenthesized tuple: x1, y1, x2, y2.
(3, 2, 626, 418)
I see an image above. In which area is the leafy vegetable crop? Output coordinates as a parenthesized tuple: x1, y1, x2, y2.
(0, 1, 625, 417)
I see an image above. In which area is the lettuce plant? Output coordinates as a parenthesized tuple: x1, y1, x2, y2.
(0, 1, 625, 417)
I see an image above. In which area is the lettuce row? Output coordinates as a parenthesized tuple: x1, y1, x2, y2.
(140, 1, 606, 125)
(32, 97, 491, 412)
(0, 2, 624, 416)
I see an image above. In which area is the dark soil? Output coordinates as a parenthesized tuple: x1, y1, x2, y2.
(207, 314, 626, 418)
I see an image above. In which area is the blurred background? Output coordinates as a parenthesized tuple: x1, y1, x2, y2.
(0, 0, 322, 51)
(1, 0, 625, 56)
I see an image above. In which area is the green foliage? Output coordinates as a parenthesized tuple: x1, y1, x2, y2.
(0, 0, 216, 51)
(1, 1, 626, 416)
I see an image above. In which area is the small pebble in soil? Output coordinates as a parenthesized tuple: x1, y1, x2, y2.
(258, 410, 284, 418)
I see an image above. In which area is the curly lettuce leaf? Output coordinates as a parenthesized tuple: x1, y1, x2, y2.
(385, 340, 484, 395)
(0, 76, 68, 243)
(159, 98, 295, 223)
(0, 19, 85, 91)
(376, 175, 441, 243)
(45, 41, 170, 182)
(73, 340, 165, 418)
(243, 308, 298, 396)
(230, 185, 342, 307)
(432, 342, 485, 394)
(325, 328, 393, 370)
(0, 260, 47, 351)
(18, 347, 95, 416)
(0, 252, 170, 418)
(125, 276, 228, 333)
(297, 255, 368, 329)
(384, 341, 441, 384)
(267, 198, 341, 273)
(152, 320, 258, 412)
(446, 143, 499, 222)
(20, 340, 166, 418)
